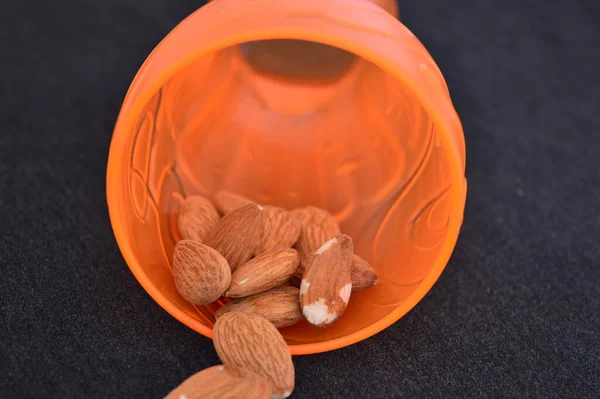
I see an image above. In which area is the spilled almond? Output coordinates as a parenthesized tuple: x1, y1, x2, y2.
(214, 312, 295, 399)
(164, 365, 272, 399)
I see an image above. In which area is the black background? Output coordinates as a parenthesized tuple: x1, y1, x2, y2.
(1, 0, 599, 397)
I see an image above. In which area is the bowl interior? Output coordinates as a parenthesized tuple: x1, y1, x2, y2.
(118, 40, 453, 348)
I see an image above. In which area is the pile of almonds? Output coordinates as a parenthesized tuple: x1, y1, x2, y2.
(165, 191, 379, 398)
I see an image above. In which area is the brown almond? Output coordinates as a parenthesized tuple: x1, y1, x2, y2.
(226, 249, 300, 298)
(300, 234, 353, 327)
(164, 365, 272, 399)
(214, 312, 295, 399)
(351, 254, 379, 292)
(216, 286, 303, 328)
(205, 203, 264, 271)
(213, 191, 255, 216)
(177, 195, 220, 242)
(172, 240, 231, 305)
(260, 206, 302, 253)
(290, 206, 341, 278)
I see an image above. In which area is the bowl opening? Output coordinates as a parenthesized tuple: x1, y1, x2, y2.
(114, 38, 457, 353)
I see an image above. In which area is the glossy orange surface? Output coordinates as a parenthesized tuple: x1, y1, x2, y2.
(107, 0, 466, 354)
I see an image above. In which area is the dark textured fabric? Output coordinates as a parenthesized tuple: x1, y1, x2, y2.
(1, 1, 599, 398)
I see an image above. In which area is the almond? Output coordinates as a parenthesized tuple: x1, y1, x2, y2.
(225, 249, 300, 298)
(260, 206, 302, 253)
(213, 312, 295, 399)
(177, 195, 220, 242)
(172, 240, 231, 305)
(164, 365, 272, 399)
(288, 256, 378, 293)
(290, 206, 340, 279)
(216, 286, 303, 328)
(300, 234, 353, 327)
(214, 191, 255, 216)
(205, 203, 264, 271)
(351, 254, 379, 292)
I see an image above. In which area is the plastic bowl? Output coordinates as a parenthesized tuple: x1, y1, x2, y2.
(107, 0, 466, 355)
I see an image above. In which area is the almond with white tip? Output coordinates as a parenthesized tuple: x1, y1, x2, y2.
(260, 206, 302, 252)
(172, 240, 231, 305)
(300, 234, 353, 327)
(213, 312, 295, 399)
(225, 249, 300, 298)
(205, 203, 264, 271)
(163, 365, 272, 399)
(216, 286, 303, 328)
(213, 191, 255, 216)
(177, 195, 220, 243)
(289, 254, 379, 293)
(290, 206, 341, 278)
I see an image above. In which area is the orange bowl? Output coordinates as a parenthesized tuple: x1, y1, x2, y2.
(107, 0, 466, 355)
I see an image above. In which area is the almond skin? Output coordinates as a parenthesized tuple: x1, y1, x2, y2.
(177, 195, 220, 243)
(216, 286, 303, 328)
(172, 240, 231, 305)
(290, 206, 341, 279)
(213, 312, 295, 399)
(300, 234, 353, 327)
(350, 254, 379, 292)
(164, 365, 272, 399)
(205, 203, 264, 271)
(213, 191, 255, 216)
(226, 249, 300, 298)
(260, 206, 302, 253)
